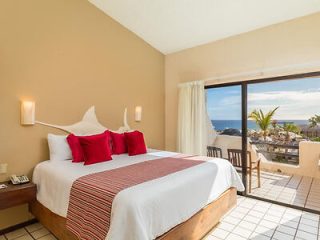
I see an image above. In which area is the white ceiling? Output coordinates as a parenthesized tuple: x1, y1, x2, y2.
(89, 0, 320, 54)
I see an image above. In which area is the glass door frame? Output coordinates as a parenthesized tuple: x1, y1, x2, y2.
(205, 82, 247, 196)
(205, 71, 320, 203)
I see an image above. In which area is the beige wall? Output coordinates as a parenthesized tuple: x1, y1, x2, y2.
(0, 0, 164, 229)
(261, 141, 320, 178)
(165, 12, 320, 152)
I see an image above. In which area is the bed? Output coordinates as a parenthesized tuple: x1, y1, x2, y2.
(31, 149, 244, 240)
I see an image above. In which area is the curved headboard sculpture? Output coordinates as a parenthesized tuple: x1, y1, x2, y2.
(36, 106, 131, 135)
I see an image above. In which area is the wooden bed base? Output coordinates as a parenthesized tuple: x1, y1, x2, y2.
(29, 187, 236, 240)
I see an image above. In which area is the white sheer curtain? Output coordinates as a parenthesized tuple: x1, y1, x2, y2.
(177, 80, 213, 155)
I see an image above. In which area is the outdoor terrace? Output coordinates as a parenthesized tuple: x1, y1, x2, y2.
(209, 134, 320, 212)
(244, 170, 320, 212)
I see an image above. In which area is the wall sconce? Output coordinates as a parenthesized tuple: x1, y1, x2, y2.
(135, 106, 142, 122)
(0, 163, 8, 174)
(0, 163, 8, 186)
(21, 101, 35, 125)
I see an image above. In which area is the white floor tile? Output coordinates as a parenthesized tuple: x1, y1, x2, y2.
(226, 233, 247, 240)
(14, 235, 33, 240)
(267, 209, 284, 217)
(233, 226, 253, 238)
(25, 223, 43, 233)
(301, 212, 319, 222)
(255, 206, 269, 213)
(236, 206, 250, 214)
(296, 230, 317, 240)
(38, 235, 57, 240)
(5, 228, 29, 240)
(30, 228, 50, 239)
(272, 231, 295, 240)
(281, 213, 301, 222)
(298, 223, 318, 235)
(211, 228, 229, 239)
(260, 220, 278, 229)
(248, 210, 266, 218)
(217, 222, 235, 232)
(250, 232, 271, 240)
(204, 235, 222, 240)
(245, 215, 261, 224)
(238, 220, 257, 231)
(300, 218, 319, 228)
(276, 225, 296, 236)
(229, 211, 246, 219)
(264, 214, 281, 223)
(254, 226, 275, 237)
(282, 219, 299, 229)
(223, 215, 242, 225)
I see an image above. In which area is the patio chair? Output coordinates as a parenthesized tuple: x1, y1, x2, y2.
(207, 146, 223, 158)
(227, 149, 261, 193)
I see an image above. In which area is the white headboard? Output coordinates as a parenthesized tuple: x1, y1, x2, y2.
(36, 106, 131, 135)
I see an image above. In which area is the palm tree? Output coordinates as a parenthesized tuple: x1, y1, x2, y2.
(248, 107, 279, 140)
(309, 114, 320, 128)
(283, 123, 300, 142)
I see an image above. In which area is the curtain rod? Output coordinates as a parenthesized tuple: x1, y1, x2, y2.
(195, 60, 320, 85)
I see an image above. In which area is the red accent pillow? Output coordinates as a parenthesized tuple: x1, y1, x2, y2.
(124, 131, 147, 156)
(79, 131, 113, 165)
(67, 131, 112, 165)
(67, 134, 85, 163)
(110, 132, 127, 155)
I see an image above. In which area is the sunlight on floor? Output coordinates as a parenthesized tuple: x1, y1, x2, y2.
(204, 196, 320, 240)
(248, 171, 320, 211)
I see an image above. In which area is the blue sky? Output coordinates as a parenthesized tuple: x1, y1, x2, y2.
(206, 78, 320, 120)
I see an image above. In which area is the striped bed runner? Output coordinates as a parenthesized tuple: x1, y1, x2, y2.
(66, 157, 204, 240)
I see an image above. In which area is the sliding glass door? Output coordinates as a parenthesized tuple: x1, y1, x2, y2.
(247, 77, 320, 211)
(206, 72, 320, 212)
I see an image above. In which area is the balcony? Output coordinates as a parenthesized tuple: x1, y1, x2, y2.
(210, 134, 320, 212)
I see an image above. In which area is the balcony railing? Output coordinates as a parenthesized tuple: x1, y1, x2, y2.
(209, 134, 320, 178)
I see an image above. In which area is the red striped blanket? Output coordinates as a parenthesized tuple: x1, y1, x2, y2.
(66, 157, 204, 240)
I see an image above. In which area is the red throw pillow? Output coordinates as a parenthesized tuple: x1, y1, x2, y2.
(67, 134, 85, 163)
(110, 132, 127, 155)
(124, 131, 147, 156)
(67, 131, 112, 165)
(79, 131, 113, 165)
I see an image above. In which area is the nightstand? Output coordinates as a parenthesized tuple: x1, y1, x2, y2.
(0, 182, 36, 210)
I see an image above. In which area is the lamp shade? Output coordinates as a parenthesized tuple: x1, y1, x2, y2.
(135, 106, 142, 122)
(21, 101, 35, 125)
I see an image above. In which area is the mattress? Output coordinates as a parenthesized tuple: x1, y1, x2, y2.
(33, 149, 244, 240)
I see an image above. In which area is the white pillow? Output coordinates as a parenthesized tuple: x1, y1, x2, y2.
(48, 134, 72, 161)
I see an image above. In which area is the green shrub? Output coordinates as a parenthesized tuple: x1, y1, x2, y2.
(311, 137, 320, 142)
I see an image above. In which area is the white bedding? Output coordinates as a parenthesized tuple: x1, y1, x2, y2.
(33, 149, 244, 240)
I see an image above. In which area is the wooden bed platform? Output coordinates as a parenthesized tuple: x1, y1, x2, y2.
(29, 187, 237, 240)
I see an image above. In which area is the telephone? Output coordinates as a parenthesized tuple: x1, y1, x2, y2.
(10, 175, 30, 185)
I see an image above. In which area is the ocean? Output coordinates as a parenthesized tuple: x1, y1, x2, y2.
(212, 120, 309, 131)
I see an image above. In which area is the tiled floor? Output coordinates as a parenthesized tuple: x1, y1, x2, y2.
(0, 223, 56, 240)
(243, 170, 320, 211)
(205, 196, 320, 240)
(2, 196, 319, 240)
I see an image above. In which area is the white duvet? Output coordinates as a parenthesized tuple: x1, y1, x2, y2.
(33, 149, 244, 240)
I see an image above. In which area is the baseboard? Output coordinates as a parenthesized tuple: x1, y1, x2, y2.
(0, 219, 37, 235)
